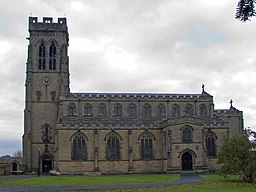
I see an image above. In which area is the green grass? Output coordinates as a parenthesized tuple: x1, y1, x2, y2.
(0, 174, 178, 187)
(83, 174, 256, 192)
(1, 174, 255, 192)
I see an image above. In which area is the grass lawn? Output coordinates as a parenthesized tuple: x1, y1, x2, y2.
(82, 175, 256, 192)
(0, 174, 178, 187)
(1, 174, 255, 192)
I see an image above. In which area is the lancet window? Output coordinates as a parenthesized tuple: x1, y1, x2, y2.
(38, 42, 46, 70)
(49, 42, 57, 70)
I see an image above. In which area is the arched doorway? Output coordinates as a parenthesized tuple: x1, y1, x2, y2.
(42, 156, 53, 173)
(12, 162, 18, 171)
(181, 152, 193, 171)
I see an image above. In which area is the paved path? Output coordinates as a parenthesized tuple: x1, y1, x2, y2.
(0, 172, 202, 192)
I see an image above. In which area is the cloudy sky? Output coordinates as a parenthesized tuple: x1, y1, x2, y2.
(0, 0, 255, 156)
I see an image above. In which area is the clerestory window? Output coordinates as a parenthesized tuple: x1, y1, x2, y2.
(186, 104, 194, 116)
(199, 104, 207, 117)
(84, 103, 93, 117)
(113, 103, 122, 117)
(171, 104, 180, 117)
(157, 103, 166, 117)
(68, 103, 77, 117)
(98, 103, 107, 117)
(143, 103, 152, 118)
(128, 103, 137, 117)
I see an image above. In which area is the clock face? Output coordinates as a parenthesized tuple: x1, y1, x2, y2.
(43, 77, 51, 86)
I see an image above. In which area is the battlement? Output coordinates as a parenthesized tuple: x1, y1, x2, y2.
(29, 17, 68, 32)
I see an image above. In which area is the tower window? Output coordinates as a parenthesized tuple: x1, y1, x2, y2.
(38, 43, 46, 70)
(49, 42, 56, 70)
(41, 124, 51, 143)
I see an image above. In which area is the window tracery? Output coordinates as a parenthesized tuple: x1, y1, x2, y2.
(199, 104, 207, 117)
(84, 103, 93, 117)
(98, 103, 107, 117)
(41, 124, 51, 143)
(139, 131, 154, 160)
(106, 132, 121, 161)
(71, 132, 87, 161)
(143, 103, 151, 118)
(113, 103, 122, 117)
(186, 104, 194, 116)
(171, 104, 180, 117)
(68, 103, 77, 117)
(182, 126, 193, 142)
(205, 131, 217, 157)
(38, 42, 46, 70)
(128, 103, 137, 117)
(157, 103, 166, 117)
(49, 42, 56, 70)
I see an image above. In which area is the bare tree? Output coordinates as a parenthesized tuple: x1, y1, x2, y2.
(13, 149, 22, 157)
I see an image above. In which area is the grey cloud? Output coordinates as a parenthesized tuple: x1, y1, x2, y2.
(0, 0, 256, 155)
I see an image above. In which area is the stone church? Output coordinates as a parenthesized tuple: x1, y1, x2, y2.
(23, 17, 244, 174)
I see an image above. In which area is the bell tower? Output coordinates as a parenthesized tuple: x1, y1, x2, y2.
(23, 17, 69, 172)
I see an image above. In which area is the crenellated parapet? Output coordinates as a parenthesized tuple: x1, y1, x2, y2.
(29, 17, 68, 32)
(63, 92, 213, 102)
(214, 108, 243, 116)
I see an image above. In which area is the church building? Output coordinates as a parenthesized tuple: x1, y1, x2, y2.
(23, 17, 244, 174)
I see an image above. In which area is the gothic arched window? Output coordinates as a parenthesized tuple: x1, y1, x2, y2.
(68, 103, 77, 117)
(84, 103, 93, 117)
(199, 104, 207, 117)
(171, 104, 180, 117)
(42, 124, 51, 143)
(49, 42, 57, 70)
(143, 103, 151, 118)
(157, 103, 166, 117)
(98, 103, 107, 117)
(71, 133, 87, 161)
(186, 104, 194, 116)
(140, 131, 154, 160)
(205, 132, 217, 157)
(182, 126, 193, 142)
(128, 103, 137, 117)
(113, 103, 122, 117)
(106, 132, 121, 161)
(38, 42, 46, 70)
